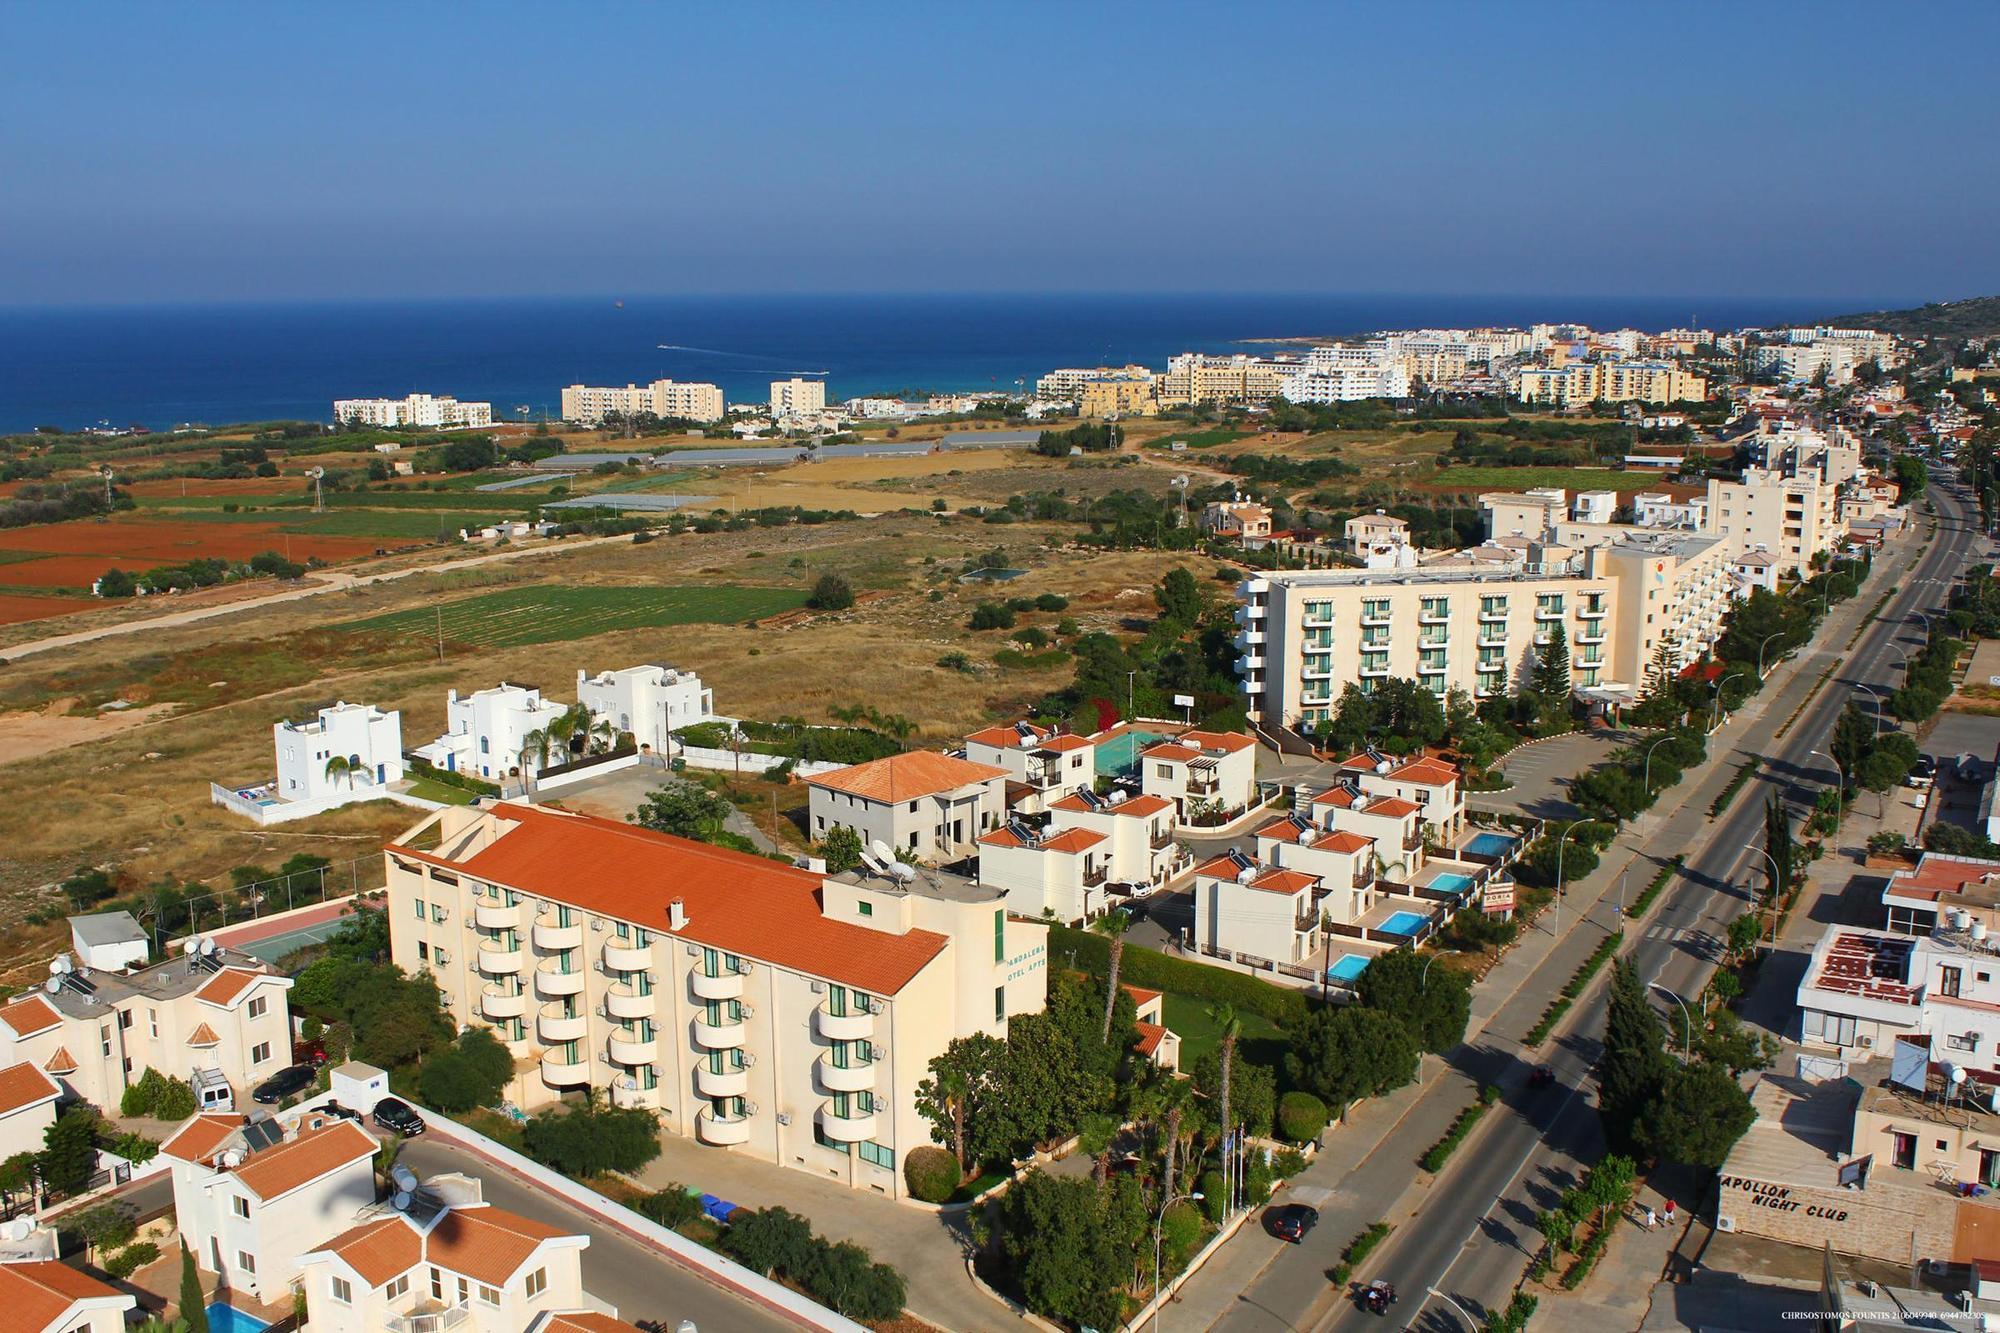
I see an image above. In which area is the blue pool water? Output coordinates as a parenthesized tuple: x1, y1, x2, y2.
(1428, 872, 1476, 894)
(1326, 954, 1371, 983)
(1463, 832, 1519, 859)
(1377, 910, 1428, 936)
(206, 1306, 270, 1333)
(1094, 730, 1173, 777)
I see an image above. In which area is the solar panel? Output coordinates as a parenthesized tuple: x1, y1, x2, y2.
(60, 972, 98, 998)
(403, 1188, 447, 1225)
(241, 1118, 284, 1153)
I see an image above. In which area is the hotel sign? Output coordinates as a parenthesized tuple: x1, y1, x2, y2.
(1482, 880, 1515, 915)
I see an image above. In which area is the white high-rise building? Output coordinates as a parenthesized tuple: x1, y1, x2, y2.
(332, 394, 492, 430)
(560, 380, 725, 424)
(770, 377, 827, 418)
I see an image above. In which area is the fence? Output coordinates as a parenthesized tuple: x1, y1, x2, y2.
(209, 780, 444, 826)
(673, 745, 849, 779)
(531, 748, 651, 793)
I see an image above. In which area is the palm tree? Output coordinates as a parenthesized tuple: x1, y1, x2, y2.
(1079, 1112, 1118, 1186)
(937, 1066, 971, 1172)
(1093, 909, 1133, 1042)
(323, 754, 355, 790)
(1208, 1001, 1243, 1155)
(519, 728, 554, 775)
(1158, 1078, 1194, 1201)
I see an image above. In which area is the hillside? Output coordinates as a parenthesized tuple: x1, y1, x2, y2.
(1823, 295, 2000, 341)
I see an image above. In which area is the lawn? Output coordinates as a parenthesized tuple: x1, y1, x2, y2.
(336, 583, 812, 649)
(1161, 993, 1287, 1068)
(1423, 465, 1661, 493)
(403, 777, 478, 805)
(1147, 427, 1247, 450)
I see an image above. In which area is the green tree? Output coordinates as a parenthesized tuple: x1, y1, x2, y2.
(39, 1105, 99, 1197)
(1092, 909, 1132, 1042)
(1156, 566, 1203, 626)
(914, 1033, 1007, 1169)
(1208, 1001, 1243, 1139)
(1355, 947, 1471, 1053)
(179, 1239, 210, 1333)
(631, 779, 736, 842)
(1764, 793, 1794, 911)
(819, 824, 863, 873)
(1638, 1060, 1757, 1167)
(417, 1028, 514, 1112)
(996, 1171, 1143, 1330)
(1597, 959, 1671, 1155)
(1285, 1006, 1419, 1107)
(1277, 1091, 1328, 1143)
(1192, 1047, 1275, 1140)
(520, 1094, 662, 1177)
(1532, 623, 1572, 720)
(806, 573, 855, 611)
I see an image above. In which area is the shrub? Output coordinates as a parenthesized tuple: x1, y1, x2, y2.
(106, 1132, 159, 1163)
(936, 651, 974, 673)
(721, 1206, 818, 1276)
(72, 1202, 137, 1253)
(807, 573, 855, 611)
(1160, 1199, 1204, 1263)
(969, 602, 1016, 631)
(1276, 1092, 1328, 1143)
(103, 1240, 159, 1280)
(520, 1097, 662, 1177)
(903, 1145, 960, 1203)
(1033, 593, 1069, 612)
(1196, 1169, 1225, 1222)
(120, 1068, 170, 1118)
(634, 1186, 702, 1229)
(1050, 926, 1309, 1028)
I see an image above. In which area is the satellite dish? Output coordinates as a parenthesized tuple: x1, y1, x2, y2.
(5, 1217, 31, 1243)
(1952, 1064, 1969, 1086)
(51, 956, 72, 975)
(869, 839, 896, 865)
(220, 1150, 243, 1169)
(183, 938, 199, 956)
(42, 978, 60, 995)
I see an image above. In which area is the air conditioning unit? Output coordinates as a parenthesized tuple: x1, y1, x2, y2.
(436, 950, 450, 966)
(810, 980, 825, 994)
(868, 1044, 886, 1062)
(736, 960, 754, 976)
(642, 972, 657, 984)
(685, 944, 700, 957)
(776, 1112, 791, 1126)
(591, 918, 607, 932)
(440, 994, 453, 1006)
(740, 1053, 756, 1068)
(738, 1005, 755, 1019)
(743, 1101, 759, 1116)
(437, 909, 450, 923)
(593, 961, 609, 974)
(1857, 1034, 1875, 1048)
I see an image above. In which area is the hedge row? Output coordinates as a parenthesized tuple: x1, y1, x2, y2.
(1708, 763, 1758, 818)
(1524, 931, 1624, 1046)
(1486, 1290, 1540, 1331)
(1327, 1221, 1394, 1288)
(1627, 856, 1685, 918)
(1418, 1085, 1499, 1173)
(1050, 926, 1311, 1028)
(1561, 1223, 1612, 1290)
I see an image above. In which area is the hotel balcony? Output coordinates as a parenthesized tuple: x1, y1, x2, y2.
(1418, 661, 1447, 676)
(1241, 577, 1270, 596)
(608, 1028, 658, 1065)
(473, 900, 521, 930)
(817, 1003, 874, 1042)
(535, 962, 585, 997)
(1418, 608, 1450, 625)
(540, 1049, 590, 1085)
(695, 1014, 747, 1049)
(479, 985, 527, 1021)
(1535, 606, 1564, 622)
(1302, 661, 1335, 680)
(1477, 631, 1508, 648)
(477, 943, 523, 975)
(817, 1104, 878, 1143)
(696, 1060, 751, 1098)
(1360, 611, 1392, 628)
(1577, 630, 1606, 645)
(1082, 865, 1108, 887)
(1151, 828, 1178, 850)
(537, 1004, 587, 1043)
(602, 939, 653, 971)
(818, 1054, 877, 1093)
(1302, 610, 1334, 628)
(1235, 655, 1266, 674)
(1236, 602, 1266, 622)
(611, 1082, 660, 1111)
(697, 1108, 752, 1146)
(1238, 678, 1262, 696)
(1579, 605, 1607, 620)
(1419, 634, 1451, 649)
(1478, 607, 1508, 623)
(691, 969, 745, 1002)
(1294, 912, 1320, 933)
(532, 917, 582, 951)
(386, 1300, 470, 1333)
(605, 982, 656, 1020)
(1234, 629, 1266, 651)
(1360, 662, 1392, 679)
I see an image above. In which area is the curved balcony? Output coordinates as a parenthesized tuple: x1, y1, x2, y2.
(477, 944, 523, 975)
(532, 918, 582, 951)
(1234, 629, 1266, 650)
(817, 1055, 876, 1093)
(603, 940, 652, 972)
(474, 900, 522, 930)
(696, 1062, 750, 1098)
(609, 1029, 658, 1065)
(605, 983, 656, 1020)
(611, 1082, 660, 1111)
(691, 969, 744, 1002)
(535, 962, 585, 997)
(817, 1104, 878, 1143)
(480, 985, 527, 1021)
(817, 1007, 874, 1041)
(697, 1108, 751, 1145)
(540, 1049, 590, 1085)
(538, 1004, 587, 1043)
(694, 1017, 746, 1049)
(1235, 654, 1265, 674)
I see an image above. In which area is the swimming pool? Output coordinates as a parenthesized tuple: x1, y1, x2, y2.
(1377, 910, 1428, 936)
(1428, 872, 1475, 895)
(1094, 730, 1173, 777)
(206, 1306, 270, 1333)
(1326, 954, 1371, 983)
(1463, 831, 1520, 859)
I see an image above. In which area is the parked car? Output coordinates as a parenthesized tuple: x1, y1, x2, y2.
(251, 1063, 315, 1105)
(292, 1037, 329, 1067)
(1961, 754, 1986, 783)
(373, 1097, 425, 1137)
(1908, 755, 1937, 789)
(1266, 1202, 1319, 1243)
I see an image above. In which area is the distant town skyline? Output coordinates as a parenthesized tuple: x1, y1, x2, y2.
(3, 2, 1997, 306)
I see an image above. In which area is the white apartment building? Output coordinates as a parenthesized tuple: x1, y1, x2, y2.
(414, 683, 566, 782)
(333, 394, 493, 430)
(1705, 468, 1841, 578)
(575, 665, 714, 757)
(276, 702, 405, 802)
(1280, 345, 1411, 402)
(1754, 342, 1868, 385)
(386, 802, 1048, 1198)
(1335, 751, 1466, 845)
(962, 721, 1095, 814)
(0, 1061, 62, 1162)
(1139, 730, 1257, 820)
(302, 1185, 595, 1333)
(1633, 492, 1708, 531)
(1046, 791, 1183, 887)
(1035, 365, 1156, 398)
(1793, 916, 2000, 1065)
(1311, 784, 1428, 882)
(1192, 851, 1326, 968)
(806, 751, 1009, 862)
(163, 1111, 379, 1300)
(769, 378, 827, 418)
(0, 1255, 134, 1333)
(559, 380, 725, 425)
(976, 822, 1115, 924)
(0, 934, 292, 1115)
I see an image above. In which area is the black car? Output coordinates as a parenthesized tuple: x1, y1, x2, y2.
(251, 1063, 316, 1105)
(373, 1097, 425, 1137)
(1266, 1202, 1319, 1243)
(318, 1100, 363, 1123)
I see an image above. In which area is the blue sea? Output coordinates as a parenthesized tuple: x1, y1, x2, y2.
(0, 292, 1872, 433)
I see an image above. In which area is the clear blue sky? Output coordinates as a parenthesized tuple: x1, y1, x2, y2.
(4, 1, 1996, 307)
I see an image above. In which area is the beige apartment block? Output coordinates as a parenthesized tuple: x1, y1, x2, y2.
(1078, 376, 1159, 417)
(770, 377, 827, 417)
(1706, 468, 1841, 577)
(559, 380, 724, 424)
(1515, 360, 1705, 405)
(1157, 353, 1296, 406)
(1035, 365, 1155, 398)
(385, 803, 1048, 1199)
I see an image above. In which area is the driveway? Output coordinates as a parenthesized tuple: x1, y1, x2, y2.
(1470, 728, 1642, 822)
(539, 763, 779, 852)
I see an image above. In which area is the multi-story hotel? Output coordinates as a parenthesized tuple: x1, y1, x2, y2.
(385, 803, 1047, 1198)
(1156, 353, 1301, 407)
(769, 377, 827, 418)
(1035, 365, 1157, 398)
(559, 380, 725, 425)
(1705, 467, 1843, 578)
(1514, 360, 1706, 405)
(1235, 532, 1733, 729)
(1078, 375, 1160, 417)
(332, 394, 493, 430)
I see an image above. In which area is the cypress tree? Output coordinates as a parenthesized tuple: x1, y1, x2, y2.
(1597, 958, 1671, 1155)
(179, 1239, 210, 1333)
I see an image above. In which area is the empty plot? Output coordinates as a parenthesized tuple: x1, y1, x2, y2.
(335, 583, 809, 649)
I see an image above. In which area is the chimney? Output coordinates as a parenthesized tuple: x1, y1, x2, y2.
(668, 899, 686, 930)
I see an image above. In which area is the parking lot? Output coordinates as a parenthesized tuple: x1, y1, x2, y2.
(1467, 728, 1642, 822)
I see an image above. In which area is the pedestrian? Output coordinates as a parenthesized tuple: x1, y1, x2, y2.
(1664, 1199, 1677, 1226)
(1642, 1206, 1657, 1230)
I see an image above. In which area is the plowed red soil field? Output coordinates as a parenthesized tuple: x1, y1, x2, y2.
(0, 593, 93, 625)
(0, 517, 414, 590)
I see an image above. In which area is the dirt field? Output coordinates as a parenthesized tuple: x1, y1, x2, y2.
(0, 515, 423, 590)
(121, 475, 303, 498)
(0, 593, 94, 625)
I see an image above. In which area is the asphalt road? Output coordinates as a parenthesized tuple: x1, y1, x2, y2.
(1350, 472, 1983, 1333)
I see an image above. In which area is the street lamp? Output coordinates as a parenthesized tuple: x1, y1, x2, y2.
(1152, 1190, 1204, 1332)
(1650, 982, 1694, 1057)
(1711, 672, 1747, 732)
(1554, 822, 1588, 939)
(1749, 846, 1785, 946)
(1885, 641, 1910, 677)
(1425, 1286, 1482, 1332)
(1852, 682, 1886, 737)
(1809, 748, 1846, 826)
(1642, 734, 1675, 795)
(1757, 631, 1787, 679)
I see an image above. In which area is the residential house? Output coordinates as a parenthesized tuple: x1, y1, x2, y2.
(1201, 500, 1274, 541)
(1191, 850, 1325, 968)
(1337, 751, 1466, 846)
(1046, 791, 1184, 887)
(1312, 785, 1426, 883)
(162, 1111, 379, 1300)
(1139, 730, 1258, 823)
(976, 822, 1112, 924)
(1343, 512, 1410, 556)
(277, 702, 405, 801)
(414, 684, 566, 782)
(1730, 548, 1781, 596)
(575, 665, 714, 757)
(0, 1062, 62, 1162)
(1252, 817, 1378, 926)
(0, 1256, 134, 1333)
(805, 751, 1009, 862)
(385, 802, 1048, 1198)
(963, 721, 1096, 814)
(1123, 986, 1181, 1072)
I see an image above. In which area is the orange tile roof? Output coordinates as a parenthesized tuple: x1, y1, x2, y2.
(1141, 743, 1201, 763)
(1314, 830, 1374, 855)
(425, 1204, 572, 1286)
(0, 1060, 61, 1117)
(1387, 757, 1460, 786)
(1050, 792, 1173, 818)
(805, 751, 1008, 802)
(186, 1022, 220, 1047)
(1195, 853, 1250, 879)
(1041, 734, 1095, 753)
(312, 1216, 423, 1287)
(0, 1259, 128, 1331)
(232, 1121, 376, 1201)
(1040, 828, 1105, 854)
(966, 721, 1052, 749)
(1313, 786, 1360, 808)
(161, 1113, 246, 1164)
(540, 1315, 646, 1333)
(41, 1047, 77, 1075)
(194, 967, 265, 1007)
(0, 995, 62, 1039)
(1247, 868, 1319, 895)
(413, 805, 950, 997)
(1133, 1021, 1168, 1058)
(1179, 729, 1255, 754)
(1356, 797, 1420, 818)
(1121, 984, 1162, 1005)
(1256, 818, 1309, 844)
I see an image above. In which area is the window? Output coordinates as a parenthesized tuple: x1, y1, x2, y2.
(858, 1140, 894, 1170)
(148, 1009, 158, 1039)
(827, 985, 847, 1017)
(247, 996, 267, 1021)
(119, 1010, 133, 1030)
(1941, 966, 1963, 998)
(238, 1251, 257, 1275)
(858, 901, 872, 917)
(417, 942, 430, 962)
(431, 903, 447, 924)
(995, 985, 1006, 1024)
(232, 1196, 250, 1219)
(478, 1284, 500, 1306)
(414, 898, 428, 920)
(526, 1268, 547, 1299)
(431, 1267, 444, 1300)
(330, 1276, 352, 1305)
(100, 1024, 111, 1057)
(385, 1275, 409, 1300)
(1891, 1131, 1917, 1170)
(994, 909, 1004, 963)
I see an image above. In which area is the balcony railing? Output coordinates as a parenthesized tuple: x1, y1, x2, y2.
(386, 1301, 470, 1333)
(1403, 834, 1423, 852)
(1294, 913, 1320, 933)
(1082, 866, 1108, 887)
(1151, 829, 1178, 850)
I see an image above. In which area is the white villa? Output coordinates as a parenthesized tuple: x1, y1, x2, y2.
(213, 701, 408, 826)
(977, 822, 1114, 924)
(576, 664, 715, 757)
(1047, 790, 1184, 888)
(1192, 851, 1327, 969)
(964, 721, 1097, 814)
(1139, 729, 1258, 822)
(415, 683, 566, 783)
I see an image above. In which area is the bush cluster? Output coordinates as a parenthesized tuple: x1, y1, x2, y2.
(1051, 926, 1309, 1027)
(719, 1206, 906, 1322)
(903, 1145, 960, 1203)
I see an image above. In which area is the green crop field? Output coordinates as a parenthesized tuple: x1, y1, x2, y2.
(1423, 466, 1660, 493)
(337, 584, 810, 649)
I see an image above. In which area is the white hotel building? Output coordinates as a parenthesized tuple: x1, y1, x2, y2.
(560, 380, 725, 425)
(332, 394, 492, 430)
(386, 803, 1047, 1198)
